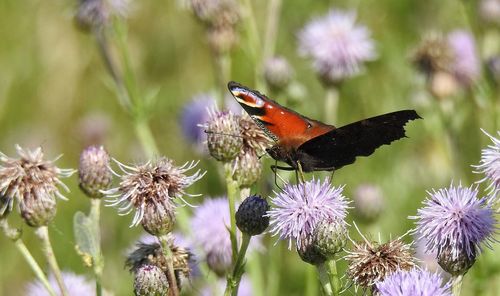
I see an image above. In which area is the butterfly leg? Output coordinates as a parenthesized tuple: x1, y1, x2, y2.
(296, 161, 306, 183)
(271, 163, 295, 190)
(329, 168, 336, 183)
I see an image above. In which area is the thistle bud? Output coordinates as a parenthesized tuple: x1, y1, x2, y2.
(232, 149, 262, 188)
(263, 56, 294, 91)
(141, 200, 176, 236)
(236, 195, 270, 236)
(313, 218, 348, 259)
(437, 244, 476, 276)
(297, 237, 327, 265)
(78, 146, 112, 198)
(20, 194, 57, 227)
(133, 264, 169, 296)
(205, 110, 243, 162)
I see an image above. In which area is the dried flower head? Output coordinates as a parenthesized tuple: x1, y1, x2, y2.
(181, 94, 216, 153)
(474, 129, 500, 197)
(126, 236, 193, 290)
(375, 268, 452, 296)
(263, 56, 294, 91)
(133, 264, 169, 296)
(188, 0, 239, 27)
(268, 179, 350, 249)
(231, 148, 262, 187)
(78, 146, 112, 198)
(204, 109, 243, 162)
(298, 9, 377, 84)
(238, 114, 273, 154)
(410, 183, 497, 267)
(104, 157, 204, 227)
(345, 232, 416, 289)
(353, 184, 384, 222)
(26, 271, 96, 296)
(0, 145, 74, 222)
(412, 33, 454, 76)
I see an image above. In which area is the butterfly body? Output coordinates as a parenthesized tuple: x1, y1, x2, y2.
(228, 81, 421, 172)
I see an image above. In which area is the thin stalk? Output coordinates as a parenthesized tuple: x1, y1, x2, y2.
(262, 0, 282, 62)
(159, 235, 179, 296)
(35, 226, 69, 296)
(89, 198, 103, 296)
(134, 117, 160, 158)
(215, 52, 232, 107)
(0, 219, 57, 296)
(240, 0, 262, 87)
(224, 162, 239, 261)
(452, 275, 463, 296)
(326, 259, 340, 296)
(224, 234, 251, 296)
(324, 86, 339, 123)
(317, 263, 333, 296)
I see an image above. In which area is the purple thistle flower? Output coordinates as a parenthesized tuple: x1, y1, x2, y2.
(298, 9, 377, 84)
(180, 94, 216, 153)
(268, 179, 349, 249)
(375, 268, 452, 296)
(473, 129, 500, 197)
(410, 183, 497, 261)
(26, 271, 96, 296)
(447, 30, 480, 87)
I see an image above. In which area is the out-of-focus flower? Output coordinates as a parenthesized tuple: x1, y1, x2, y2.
(236, 195, 270, 236)
(26, 271, 96, 296)
(267, 179, 349, 249)
(77, 112, 111, 147)
(75, 0, 131, 31)
(200, 275, 253, 296)
(353, 184, 384, 222)
(103, 158, 204, 229)
(78, 146, 112, 198)
(412, 34, 454, 78)
(487, 56, 500, 84)
(345, 236, 416, 289)
(203, 109, 243, 162)
(0, 146, 74, 226)
(375, 268, 452, 296)
(263, 56, 294, 91)
(479, 0, 500, 25)
(474, 129, 500, 196)
(191, 197, 260, 276)
(410, 183, 497, 275)
(298, 9, 377, 85)
(181, 94, 216, 153)
(447, 30, 480, 87)
(134, 264, 169, 296)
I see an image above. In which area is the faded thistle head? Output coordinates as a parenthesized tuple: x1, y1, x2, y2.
(375, 268, 452, 296)
(104, 157, 204, 233)
(78, 145, 112, 198)
(345, 233, 416, 289)
(473, 129, 500, 198)
(410, 182, 497, 275)
(0, 145, 74, 227)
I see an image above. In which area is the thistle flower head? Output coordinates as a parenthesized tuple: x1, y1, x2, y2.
(412, 33, 454, 76)
(188, 0, 239, 27)
(236, 195, 270, 236)
(75, 0, 109, 31)
(263, 56, 294, 91)
(181, 94, 216, 153)
(238, 114, 273, 154)
(78, 145, 112, 198)
(104, 157, 204, 227)
(345, 236, 416, 289)
(26, 271, 96, 296)
(474, 129, 500, 196)
(0, 145, 74, 219)
(313, 218, 348, 259)
(267, 178, 350, 249)
(298, 9, 377, 84)
(133, 264, 169, 296)
(410, 183, 497, 265)
(447, 30, 480, 87)
(375, 268, 452, 296)
(204, 109, 243, 162)
(231, 148, 262, 187)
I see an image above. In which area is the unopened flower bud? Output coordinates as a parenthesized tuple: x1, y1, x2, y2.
(236, 195, 269, 235)
(141, 200, 176, 236)
(78, 146, 112, 198)
(205, 110, 243, 162)
(20, 194, 57, 227)
(232, 149, 262, 187)
(437, 244, 476, 276)
(263, 56, 294, 91)
(297, 237, 327, 265)
(313, 218, 348, 259)
(133, 264, 169, 296)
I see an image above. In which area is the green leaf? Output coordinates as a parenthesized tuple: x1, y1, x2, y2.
(73, 211, 99, 266)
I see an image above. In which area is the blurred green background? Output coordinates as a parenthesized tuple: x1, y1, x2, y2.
(0, 0, 499, 295)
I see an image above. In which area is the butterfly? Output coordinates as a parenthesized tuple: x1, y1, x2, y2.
(228, 81, 421, 173)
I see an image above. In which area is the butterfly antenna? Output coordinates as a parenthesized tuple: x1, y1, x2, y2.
(203, 130, 244, 138)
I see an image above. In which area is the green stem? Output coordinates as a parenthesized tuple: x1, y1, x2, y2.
(224, 234, 251, 296)
(326, 259, 340, 296)
(35, 226, 69, 296)
(215, 52, 232, 107)
(135, 117, 159, 158)
(306, 264, 319, 295)
(224, 163, 239, 261)
(317, 263, 333, 296)
(240, 0, 262, 87)
(159, 235, 179, 296)
(0, 220, 57, 296)
(452, 275, 463, 296)
(324, 87, 339, 123)
(89, 199, 103, 296)
(262, 0, 282, 62)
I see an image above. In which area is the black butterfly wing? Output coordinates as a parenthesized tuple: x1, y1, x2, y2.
(296, 110, 421, 171)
